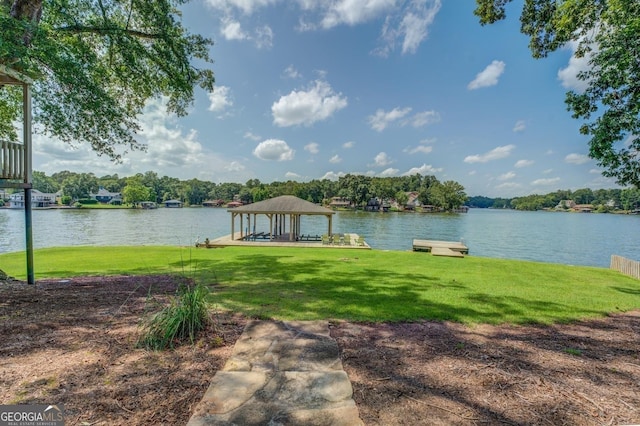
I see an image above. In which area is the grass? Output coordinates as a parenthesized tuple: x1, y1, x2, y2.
(1, 245, 639, 324)
(137, 280, 211, 350)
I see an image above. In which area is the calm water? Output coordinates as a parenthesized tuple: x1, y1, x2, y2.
(1, 207, 639, 268)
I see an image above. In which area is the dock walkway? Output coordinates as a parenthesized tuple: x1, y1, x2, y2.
(412, 239, 468, 257)
(197, 233, 370, 250)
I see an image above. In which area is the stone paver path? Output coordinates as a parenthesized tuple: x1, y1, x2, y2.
(187, 320, 364, 426)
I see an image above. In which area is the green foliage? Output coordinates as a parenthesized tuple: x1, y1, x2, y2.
(77, 198, 97, 205)
(0, 0, 214, 159)
(475, 0, 640, 187)
(1, 246, 639, 325)
(122, 176, 153, 205)
(60, 172, 98, 200)
(137, 280, 210, 350)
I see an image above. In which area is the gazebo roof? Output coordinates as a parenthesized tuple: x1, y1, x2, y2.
(0, 65, 34, 85)
(228, 195, 334, 215)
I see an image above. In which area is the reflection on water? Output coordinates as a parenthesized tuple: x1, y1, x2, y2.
(1, 207, 638, 267)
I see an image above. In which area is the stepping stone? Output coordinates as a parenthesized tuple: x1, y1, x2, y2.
(187, 320, 363, 426)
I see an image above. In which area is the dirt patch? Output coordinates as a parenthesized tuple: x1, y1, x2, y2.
(0, 275, 246, 425)
(1, 275, 639, 425)
(331, 316, 640, 425)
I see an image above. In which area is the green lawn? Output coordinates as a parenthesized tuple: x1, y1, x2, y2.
(1, 245, 638, 324)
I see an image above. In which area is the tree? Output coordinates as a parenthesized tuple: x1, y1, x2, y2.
(122, 177, 152, 205)
(430, 180, 467, 211)
(32, 170, 59, 193)
(395, 191, 409, 208)
(1, 0, 214, 159)
(61, 172, 98, 200)
(475, 0, 640, 187)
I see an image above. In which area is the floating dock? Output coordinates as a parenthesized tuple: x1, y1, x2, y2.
(412, 239, 468, 258)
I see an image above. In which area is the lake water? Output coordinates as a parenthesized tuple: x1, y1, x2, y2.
(1, 207, 639, 268)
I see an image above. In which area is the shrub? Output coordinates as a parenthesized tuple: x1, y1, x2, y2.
(77, 198, 98, 205)
(138, 280, 211, 350)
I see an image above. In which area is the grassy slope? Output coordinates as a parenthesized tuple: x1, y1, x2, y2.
(1, 246, 638, 324)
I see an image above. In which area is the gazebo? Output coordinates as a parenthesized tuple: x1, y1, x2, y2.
(227, 195, 335, 242)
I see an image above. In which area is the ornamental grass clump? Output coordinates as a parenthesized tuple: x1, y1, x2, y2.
(138, 281, 210, 350)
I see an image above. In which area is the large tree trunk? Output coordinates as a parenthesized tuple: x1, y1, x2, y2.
(8, 0, 43, 46)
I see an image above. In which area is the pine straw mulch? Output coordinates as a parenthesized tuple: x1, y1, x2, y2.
(1, 274, 639, 425)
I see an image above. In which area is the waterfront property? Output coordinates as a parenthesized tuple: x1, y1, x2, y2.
(8, 189, 58, 208)
(91, 187, 122, 204)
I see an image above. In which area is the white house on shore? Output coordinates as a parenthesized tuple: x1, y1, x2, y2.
(8, 190, 59, 208)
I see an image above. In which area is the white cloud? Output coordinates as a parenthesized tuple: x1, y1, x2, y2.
(531, 177, 560, 186)
(272, 80, 348, 127)
(403, 110, 441, 128)
(589, 168, 601, 174)
(329, 154, 342, 164)
(558, 40, 591, 92)
(225, 161, 246, 172)
(374, 0, 441, 56)
(405, 145, 433, 155)
(285, 171, 302, 179)
(253, 139, 295, 161)
(318, 0, 396, 29)
(304, 142, 319, 154)
(205, 0, 277, 15)
(498, 171, 516, 181)
(513, 120, 526, 132)
(283, 65, 302, 79)
(342, 141, 355, 149)
(542, 168, 553, 174)
(514, 159, 534, 168)
(372, 152, 392, 167)
(208, 85, 233, 114)
(220, 17, 249, 40)
(255, 25, 274, 49)
(467, 60, 506, 90)
(496, 182, 522, 190)
(379, 167, 399, 177)
(402, 163, 443, 176)
(32, 97, 249, 181)
(565, 153, 590, 165)
(244, 131, 261, 141)
(464, 144, 515, 164)
(321, 171, 345, 180)
(368, 107, 412, 132)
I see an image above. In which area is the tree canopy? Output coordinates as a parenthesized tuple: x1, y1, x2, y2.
(475, 0, 640, 187)
(0, 0, 214, 159)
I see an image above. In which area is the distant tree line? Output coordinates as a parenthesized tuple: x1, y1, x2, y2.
(25, 170, 468, 211)
(468, 188, 640, 212)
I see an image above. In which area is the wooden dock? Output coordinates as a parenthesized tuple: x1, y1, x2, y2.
(412, 239, 468, 257)
(197, 233, 370, 250)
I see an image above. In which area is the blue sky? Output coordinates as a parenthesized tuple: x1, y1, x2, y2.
(32, 0, 620, 197)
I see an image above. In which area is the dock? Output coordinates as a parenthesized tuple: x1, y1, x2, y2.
(412, 239, 468, 258)
(197, 233, 370, 250)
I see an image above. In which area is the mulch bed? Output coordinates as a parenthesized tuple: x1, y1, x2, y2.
(1, 274, 639, 425)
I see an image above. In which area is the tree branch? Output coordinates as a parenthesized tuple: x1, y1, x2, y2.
(55, 25, 163, 40)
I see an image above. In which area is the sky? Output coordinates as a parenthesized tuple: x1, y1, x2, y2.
(31, 0, 622, 198)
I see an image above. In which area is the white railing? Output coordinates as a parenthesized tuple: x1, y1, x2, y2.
(1, 140, 25, 180)
(611, 255, 640, 280)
